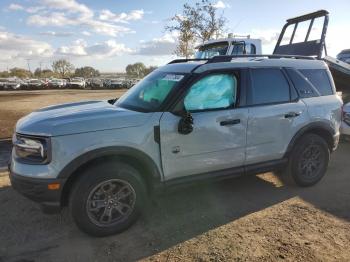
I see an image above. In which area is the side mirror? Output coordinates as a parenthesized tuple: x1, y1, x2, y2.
(178, 111, 194, 135)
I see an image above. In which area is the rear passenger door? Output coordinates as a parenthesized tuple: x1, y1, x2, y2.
(245, 68, 307, 165)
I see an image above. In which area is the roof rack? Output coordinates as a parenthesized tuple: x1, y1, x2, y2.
(167, 54, 316, 65)
(167, 58, 208, 64)
(208, 54, 316, 63)
(287, 9, 328, 24)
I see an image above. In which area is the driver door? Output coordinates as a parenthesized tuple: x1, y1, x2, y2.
(159, 72, 248, 181)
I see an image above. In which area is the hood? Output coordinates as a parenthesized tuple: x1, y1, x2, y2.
(16, 100, 152, 136)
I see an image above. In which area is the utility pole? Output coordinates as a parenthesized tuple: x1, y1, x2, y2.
(39, 61, 43, 77)
(26, 59, 32, 75)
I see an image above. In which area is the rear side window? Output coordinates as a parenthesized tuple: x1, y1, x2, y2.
(299, 69, 334, 96)
(249, 68, 290, 105)
(286, 69, 320, 98)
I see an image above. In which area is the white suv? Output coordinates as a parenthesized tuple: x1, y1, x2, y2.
(9, 55, 343, 236)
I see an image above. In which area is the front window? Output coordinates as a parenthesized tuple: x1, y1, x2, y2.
(184, 73, 237, 111)
(116, 70, 185, 112)
(195, 42, 229, 59)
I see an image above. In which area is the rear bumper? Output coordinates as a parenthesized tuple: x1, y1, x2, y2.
(9, 170, 66, 214)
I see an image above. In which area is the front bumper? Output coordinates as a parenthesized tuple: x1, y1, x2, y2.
(9, 168, 66, 214)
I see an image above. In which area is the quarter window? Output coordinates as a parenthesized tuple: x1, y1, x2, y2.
(249, 69, 290, 105)
(299, 69, 334, 96)
(184, 74, 237, 111)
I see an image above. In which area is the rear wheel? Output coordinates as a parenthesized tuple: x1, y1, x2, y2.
(70, 161, 146, 237)
(283, 134, 330, 187)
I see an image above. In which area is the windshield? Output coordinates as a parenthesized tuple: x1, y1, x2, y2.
(195, 42, 229, 59)
(116, 70, 185, 112)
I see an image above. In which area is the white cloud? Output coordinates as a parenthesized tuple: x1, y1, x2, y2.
(39, 31, 73, 37)
(82, 31, 91, 36)
(26, 0, 135, 37)
(27, 12, 131, 37)
(213, 1, 229, 9)
(8, 3, 24, 11)
(99, 9, 144, 23)
(7, 3, 46, 13)
(40, 0, 93, 18)
(136, 32, 178, 56)
(82, 19, 132, 37)
(56, 39, 132, 58)
(0, 31, 53, 62)
(26, 6, 46, 14)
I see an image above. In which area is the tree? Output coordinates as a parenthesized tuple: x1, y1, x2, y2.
(126, 63, 146, 78)
(0, 71, 9, 78)
(52, 59, 74, 78)
(166, 14, 196, 58)
(143, 66, 157, 76)
(194, 0, 227, 42)
(34, 68, 42, 77)
(9, 67, 31, 78)
(74, 66, 100, 78)
(166, 0, 227, 57)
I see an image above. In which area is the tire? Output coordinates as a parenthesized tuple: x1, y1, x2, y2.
(69, 161, 147, 237)
(282, 133, 330, 187)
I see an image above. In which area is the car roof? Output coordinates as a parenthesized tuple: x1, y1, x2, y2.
(339, 49, 350, 54)
(158, 62, 206, 74)
(158, 57, 327, 74)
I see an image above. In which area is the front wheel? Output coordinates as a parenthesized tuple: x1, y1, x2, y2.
(283, 134, 330, 187)
(70, 161, 146, 237)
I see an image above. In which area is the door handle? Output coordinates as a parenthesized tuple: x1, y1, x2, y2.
(220, 119, 240, 126)
(284, 112, 301, 118)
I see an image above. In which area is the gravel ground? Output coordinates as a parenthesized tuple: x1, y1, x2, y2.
(0, 142, 349, 262)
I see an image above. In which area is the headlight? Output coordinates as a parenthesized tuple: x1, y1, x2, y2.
(14, 134, 51, 164)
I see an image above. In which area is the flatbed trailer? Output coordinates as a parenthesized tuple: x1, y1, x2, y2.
(273, 10, 350, 91)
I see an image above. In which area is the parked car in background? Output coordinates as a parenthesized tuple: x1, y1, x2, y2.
(108, 79, 125, 89)
(89, 78, 104, 89)
(5, 78, 22, 90)
(49, 79, 66, 89)
(337, 49, 350, 64)
(341, 102, 350, 138)
(27, 79, 44, 89)
(0, 78, 8, 90)
(69, 77, 86, 88)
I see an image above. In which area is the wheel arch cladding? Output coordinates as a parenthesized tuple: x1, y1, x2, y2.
(59, 146, 162, 206)
(284, 121, 335, 157)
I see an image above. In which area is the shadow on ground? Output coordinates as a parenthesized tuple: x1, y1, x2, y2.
(0, 140, 11, 170)
(0, 142, 349, 261)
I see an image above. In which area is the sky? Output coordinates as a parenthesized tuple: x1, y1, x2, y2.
(0, 0, 349, 72)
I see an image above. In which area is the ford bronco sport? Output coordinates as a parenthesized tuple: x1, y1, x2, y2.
(9, 55, 342, 236)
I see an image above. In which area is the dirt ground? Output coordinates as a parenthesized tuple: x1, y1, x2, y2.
(1, 89, 350, 261)
(0, 89, 125, 139)
(0, 142, 349, 261)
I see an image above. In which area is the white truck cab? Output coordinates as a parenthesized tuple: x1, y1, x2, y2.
(195, 35, 262, 59)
